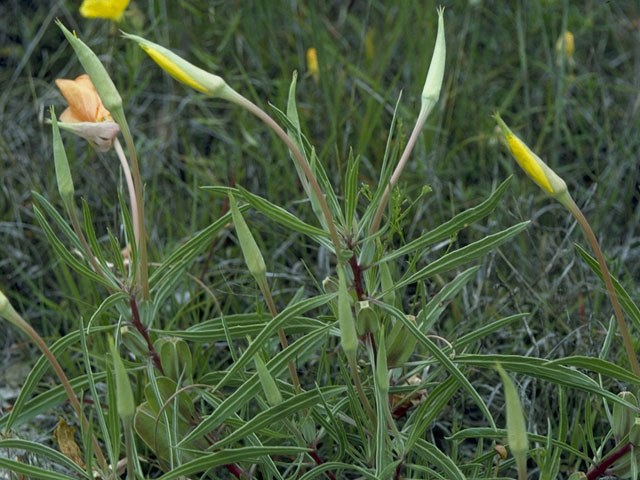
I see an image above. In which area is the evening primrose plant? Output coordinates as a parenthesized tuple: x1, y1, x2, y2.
(3, 5, 640, 480)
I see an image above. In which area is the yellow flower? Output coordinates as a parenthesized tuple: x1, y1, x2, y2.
(55, 74, 120, 151)
(493, 113, 568, 199)
(556, 31, 575, 58)
(306, 47, 319, 82)
(80, 0, 129, 21)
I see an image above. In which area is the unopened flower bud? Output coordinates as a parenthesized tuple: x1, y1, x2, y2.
(229, 193, 267, 285)
(493, 112, 569, 201)
(123, 33, 233, 100)
(421, 7, 446, 115)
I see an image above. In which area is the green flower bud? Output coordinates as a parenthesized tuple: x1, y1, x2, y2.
(567, 473, 587, 480)
(386, 314, 417, 367)
(496, 364, 528, 480)
(56, 21, 123, 118)
(630, 418, 640, 446)
(50, 107, 75, 207)
(254, 354, 282, 407)
(379, 262, 395, 306)
(109, 337, 136, 422)
(154, 337, 193, 385)
(228, 193, 267, 285)
(356, 300, 379, 336)
(613, 392, 638, 442)
(376, 330, 389, 395)
(338, 266, 357, 360)
(120, 325, 148, 359)
(421, 6, 446, 115)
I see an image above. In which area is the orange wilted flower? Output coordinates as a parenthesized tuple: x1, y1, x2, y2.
(55, 74, 119, 151)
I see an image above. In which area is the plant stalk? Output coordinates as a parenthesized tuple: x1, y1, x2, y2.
(369, 107, 429, 236)
(566, 197, 640, 377)
(226, 91, 341, 255)
(2, 305, 108, 472)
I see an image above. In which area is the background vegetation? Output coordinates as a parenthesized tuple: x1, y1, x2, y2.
(1, 0, 640, 478)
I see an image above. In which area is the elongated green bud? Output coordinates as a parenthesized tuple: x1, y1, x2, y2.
(123, 32, 236, 101)
(386, 314, 417, 367)
(109, 337, 136, 422)
(380, 262, 395, 306)
(50, 107, 75, 208)
(376, 330, 389, 395)
(154, 337, 193, 384)
(0, 290, 10, 318)
(120, 326, 148, 359)
(338, 266, 357, 360)
(356, 300, 379, 336)
(254, 354, 282, 407)
(56, 22, 123, 117)
(421, 6, 446, 115)
(613, 392, 638, 441)
(229, 193, 267, 284)
(496, 364, 528, 480)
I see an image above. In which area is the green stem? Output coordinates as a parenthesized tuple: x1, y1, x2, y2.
(2, 304, 108, 472)
(225, 91, 341, 255)
(67, 203, 113, 289)
(114, 115, 149, 300)
(369, 107, 429, 236)
(123, 418, 136, 480)
(348, 354, 377, 427)
(565, 196, 640, 377)
(258, 278, 302, 394)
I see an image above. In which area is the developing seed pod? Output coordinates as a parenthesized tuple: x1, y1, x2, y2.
(567, 473, 587, 480)
(50, 108, 75, 207)
(254, 354, 282, 407)
(386, 314, 418, 367)
(496, 365, 528, 480)
(613, 392, 638, 442)
(154, 337, 193, 385)
(120, 326, 148, 359)
(376, 330, 389, 395)
(379, 262, 395, 306)
(228, 193, 267, 285)
(108, 337, 135, 422)
(338, 266, 357, 361)
(356, 300, 379, 336)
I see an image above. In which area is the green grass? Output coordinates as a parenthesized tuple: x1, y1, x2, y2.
(2, 0, 640, 478)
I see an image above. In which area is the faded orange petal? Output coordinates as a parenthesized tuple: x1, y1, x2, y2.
(55, 74, 113, 123)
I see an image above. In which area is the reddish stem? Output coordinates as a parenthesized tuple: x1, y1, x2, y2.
(393, 460, 404, 480)
(129, 295, 164, 374)
(309, 449, 337, 480)
(586, 442, 632, 480)
(348, 254, 365, 301)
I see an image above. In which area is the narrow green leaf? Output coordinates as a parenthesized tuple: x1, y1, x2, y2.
(0, 457, 79, 480)
(156, 446, 309, 480)
(414, 438, 466, 480)
(377, 176, 513, 266)
(390, 221, 530, 293)
(377, 301, 496, 429)
(0, 439, 90, 479)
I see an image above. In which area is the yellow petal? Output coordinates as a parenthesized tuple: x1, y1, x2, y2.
(306, 47, 319, 81)
(506, 133, 554, 195)
(80, 0, 129, 21)
(139, 44, 209, 93)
